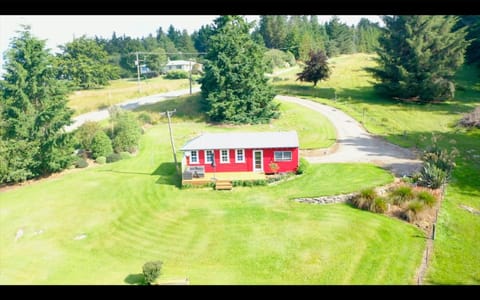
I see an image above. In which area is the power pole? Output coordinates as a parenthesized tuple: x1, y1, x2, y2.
(135, 52, 141, 93)
(189, 59, 192, 95)
(166, 109, 180, 175)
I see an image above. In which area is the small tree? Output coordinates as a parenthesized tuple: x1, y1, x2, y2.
(90, 131, 113, 159)
(76, 121, 102, 152)
(111, 111, 142, 153)
(296, 50, 331, 87)
(142, 261, 163, 285)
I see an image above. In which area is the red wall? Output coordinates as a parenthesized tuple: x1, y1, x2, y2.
(184, 147, 298, 174)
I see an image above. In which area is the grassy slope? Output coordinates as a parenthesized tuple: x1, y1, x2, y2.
(274, 53, 480, 284)
(68, 77, 191, 116)
(0, 124, 426, 285)
(135, 94, 336, 149)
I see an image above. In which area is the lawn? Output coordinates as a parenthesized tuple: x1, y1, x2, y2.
(68, 76, 192, 116)
(0, 124, 425, 285)
(273, 53, 480, 284)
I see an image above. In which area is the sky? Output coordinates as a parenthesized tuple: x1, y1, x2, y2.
(0, 15, 383, 73)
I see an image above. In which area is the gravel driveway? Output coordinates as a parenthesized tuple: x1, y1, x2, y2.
(277, 95, 422, 177)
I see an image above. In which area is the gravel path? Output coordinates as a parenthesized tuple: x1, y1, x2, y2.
(65, 86, 201, 132)
(277, 95, 422, 177)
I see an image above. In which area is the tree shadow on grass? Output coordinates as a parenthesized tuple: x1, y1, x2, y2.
(151, 162, 181, 188)
(124, 273, 145, 285)
(274, 84, 335, 100)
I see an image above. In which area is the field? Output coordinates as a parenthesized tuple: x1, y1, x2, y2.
(68, 76, 191, 116)
(273, 53, 480, 284)
(1, 122, 426, 284)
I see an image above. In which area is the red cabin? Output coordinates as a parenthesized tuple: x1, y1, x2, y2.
(180, 131, 299, 180)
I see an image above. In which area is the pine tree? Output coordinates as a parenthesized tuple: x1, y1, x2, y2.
(368, 16, 469, 102)
(200, 15, 279, 124)
(296, 50, 331, 86)
(0, 26, 74, 182)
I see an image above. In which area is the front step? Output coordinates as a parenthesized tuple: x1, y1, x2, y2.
(215, 180, 232, 190)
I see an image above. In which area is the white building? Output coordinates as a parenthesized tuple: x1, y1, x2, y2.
(162, 60, 202, 73)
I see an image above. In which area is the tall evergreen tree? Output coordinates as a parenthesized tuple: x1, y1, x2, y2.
(368, 15, 469, 102)
(456, 15, 480, 65)
(200, 15, 279, 124)
(296, 50, 331, 86)
(325, 16, 355, 57)
(57, 36, 119, 89)
(258, 15, 289, 49)
(0, 26, 74, 182)
(356, 18, 382, 53)
(192, 24, 214, 54)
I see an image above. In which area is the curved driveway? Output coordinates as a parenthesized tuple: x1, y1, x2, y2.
(277, 95, 422, 177)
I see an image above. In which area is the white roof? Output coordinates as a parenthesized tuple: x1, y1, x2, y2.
(180, 131, 299, 151)
(166, 60, 195, 66)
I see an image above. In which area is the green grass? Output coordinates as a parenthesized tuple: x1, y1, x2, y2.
(0, 124, 426, 285)
(68, 76, 191, 116)
(135, 94, 336, 149)
(274, 53, 480, 284)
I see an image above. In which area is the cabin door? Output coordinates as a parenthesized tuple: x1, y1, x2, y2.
(253, 150, 263, 172)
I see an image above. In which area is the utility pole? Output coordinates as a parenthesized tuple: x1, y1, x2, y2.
(189, 59, 192, 95)
(166, 109, 180, 175)
(135, 52, 141, 93)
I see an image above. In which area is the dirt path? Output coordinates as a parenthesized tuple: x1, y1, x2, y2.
(277, 95, 422, 177)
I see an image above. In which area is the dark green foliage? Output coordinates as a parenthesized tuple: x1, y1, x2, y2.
(95, 156, 106, 164)
(0, 26, 74, 183)
(368, 15, 469, 102)
(325, 16, 355, 56)
(119, 152, 131, 159)
(418, 134, 458, 188)
(200, 15, 279, 124)
(296, 157, 310, 175)
(456, 16, 480, 65)
(142, 260, 163, 285)
(264, 49, 296, 73)
(138, 112, 153, 124)
(164, 70, 189, 79)
(356, 18, 382, 53)
(110, 110, 142, 153)
(296, 50, 331, 87)
(231, 179, 267, 187)
(106, 153, 122, 163)
(76, 121, 103, 152)
(258, 15, 289, 49)
(416, 191, 437, 207)
(75, 157, 89, 168)
(390, 186, 415, 205)
(57, 36, 119, 89)
(90, 131, 113, 159)
(192, 24, 214, 54)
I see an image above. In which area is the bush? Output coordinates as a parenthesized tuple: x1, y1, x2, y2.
(90, 131, 113, 159)
(418, 162, 447, 189)
(416, 190, 436, 207)
(371, 197, 388, 213)
(75, 121, 102, 151)
(138, 112, 153, 125)
(111, 111, 142, 153)
(142, 260, 163, 285)
(75, 158, 88, 168)
(164, 70, 189, 79)
(390, 186, 415, 205)
(458, 106, 480, 128)
(95, 156, 106, 164)
(106, 153, 122, 163)
(296, 157, 310, 175)
(264, 49, 296, 72)
(360, 188, 377, 201)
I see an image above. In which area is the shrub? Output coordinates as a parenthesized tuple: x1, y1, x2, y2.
(418, 162, 447, 189)
(75, 158, 88, 168)
(106, 153, 122, 163)
(264, 49, 296, 72)
(360, 188, 377, 201)
(371, 197, 388, 213)
(111, 111, 142, 153)
(142, 260, 163, 285)
(138, 112, 153, 125)
(390, 185, 415, 205)
(416, 190, 436, 207)
(75, 121, 102, 151)
(458, 106, 480, 128)
(164, 70, 189, 79)
(296, 157, 310, 175)
(95, 156, 106, 164)
(90, 131, 113, 159)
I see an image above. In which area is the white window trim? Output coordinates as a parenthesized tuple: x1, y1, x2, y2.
(190, 150, 199, 164)
(235, 149, 245, 163)
(220, 149, 230, 164)
(205, 150, 214, 164)
(274, 151, 292, 162)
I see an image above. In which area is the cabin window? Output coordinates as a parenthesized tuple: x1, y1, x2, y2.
(205, 150, 214, 164)
(190, 150, 199, 164)
(236, 149, 245, 163)
(220, 149, 230, 163)
(274, 151, 292, 161)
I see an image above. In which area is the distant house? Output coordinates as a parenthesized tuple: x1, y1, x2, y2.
(162, 60, 202, 73)
(180, 131, 299, 180)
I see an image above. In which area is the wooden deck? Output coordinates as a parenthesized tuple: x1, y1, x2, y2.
(182, 171, 266, 186)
